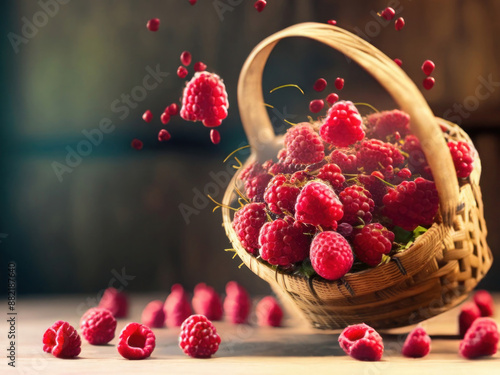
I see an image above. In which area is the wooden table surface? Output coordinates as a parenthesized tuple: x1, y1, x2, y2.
(5, 293, 499, 375)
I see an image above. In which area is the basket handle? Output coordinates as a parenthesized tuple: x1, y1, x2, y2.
(237, 22, 460, 225)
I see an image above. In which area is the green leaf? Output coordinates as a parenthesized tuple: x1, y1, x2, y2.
(298, 259, 316, 278)
(392, 226, 413, 244)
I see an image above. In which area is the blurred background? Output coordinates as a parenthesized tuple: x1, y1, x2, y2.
(0, 0, 499, 297)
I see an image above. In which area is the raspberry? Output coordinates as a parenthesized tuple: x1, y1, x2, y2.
(158, 129, 171, 142)
(448, 141, 474, 178)
(334, 77, 344, 90)
(326, 93, 339, 104)
(146, 18, 160, 32)
(338, 323, 384, 361)
(283, 123, 325, 165)
(210, 129, 221, 144)
(356, 139, 404, 173)
(189, 0, 197, 5)
(240, 161, 265, 182)
(141, 300, 166, 328)
(423, 77, 435, 90)
(473, 290, 495, 317)
(180, 72, 229, 127)
(370, 110, 410, 140)
(177, 66, 188, 79)
(353, 223, 394, 266)
(339, 186, 374, 226)
(142, 109, 153, 123)
(192, 283, 224, 321)
(98, 287, 129, 318)
(164, 284, 193, 328)
(295, 181, 343, 229)
(310, 231, 353, 280)
(382, 177, 439, 231)
(179, 315, 221, 358)
(320, 101, 364, 147)
(313, 78, 327, 92)
(421, 60, 435, 76)
(180, 51, 192, 66)
(42, 321, 81, 358)
(327, 19, 337, 25)
(329, 149, 357, 173)
(459, 318, 499, 359)
(290, 170, 313, 184)
(254, 0, 267, 12)
(245, 173, 272, 202)
(380, 7, 395, 20)
(264, 174, 300, 215)
(131, 139, 143, 150)
(309, 99, 325, 113)
(459, 302, 481, 338)
(401, 326, 431, 358)
(357, 172, 387, 206)
(256, 296, 283, 327)
(160, 112, 170, 125)
(80, 308, 117, 345)
(167, 103, 179, 116)
(258, 217, 313, 267)
(194, 61, 207, 72)
(402, 135, 432, 179)
(223, 281, 251, 324)
(117, 323, 156, 360)
(232, 202, 267, 255)
(317, 163, 345, 191)
(395, 17, 405, 31)
(394, 58, 403, 67)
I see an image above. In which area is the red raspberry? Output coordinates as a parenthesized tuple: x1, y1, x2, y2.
(448, 141, 474, 178)
(141, 300, 166, 328)
(309, 99, 325, 113)
(320, 101, 365, 147)
(264, 174, 300, 215)
(158, 129, 171, 142)
(245, 173, 272, 202)
(210, 129, 221, 144)
(459, 318, 499, 359)
(356, 139, 404, 173)
(256, 296, 283, 327)
(131, 139, 143, 150)
(329, 149, 357, 173)
(177, 66, 188, 79)
(369, 110, 410, 140)
(338, 323, 384, 361)
(357, 172, 387, 207)
(380, 7, 396, 21)
(339, 186, 374, 226)
(117, 322, 156, 360)
(232, 202, 267, 255)
(382, 177, 439, 231)
(402, 135, 432, 180)
(421, 60, 435, 76)
(326, 93, 339, 104)
(423, 76, 435, 90)
(142, 109, 153, 123)
(295, 181, 343, 229)
(259, 217, 313, 267)
(459, 302, 481, 338)
(317, 163, 345, 191)
(313, 78, 327, 92)
(401, 326, 431, 358)
(146, 18, 160, 32)
(334, 77, 345, 90)
(180, 72, 228, 127)
(194, 61, 207, 72)
(283, 123, 325, 165)
(240, 161, 265, 182)
(167, 103, 179, 116)
(353, 223, 394, 266)
(160, 112, 170, 125)
(310, 231, 353, 280)
(395, 17, 405, 31)
(254, 0, 267, 12)
(164, 284, 193, 328)
(223, 281, 251, 324)
(180, 51, 192, 66)
(42, 321, 81, 358)
(473, 290, 495, 317)
(80, 308, 117, 345)
(98, 287, 128, 318)
(192, 283, 224, 321)
(179, 315, 221, 358)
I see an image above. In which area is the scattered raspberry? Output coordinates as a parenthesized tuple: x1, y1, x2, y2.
(338, 323, 384, 361)
(264, 174, 300, 215)
(448, 141, 474, 178)
(167, 103, 179, 116)
(160, 112, 170, 125)
(326, 93, 339, 104)
(369, 110, 410, 139)
(423, 76, 435, 90)
(383, 177, 439, 231)
(284, 123, 325, 165)
(329, 149, 357, 173)
(43, 321, 81, 358)
(256, 296, 283, 327)
(142, 110, 153, 123)
(320, 101, 365, 147)
(164, 284, 193, 328)
(473, 290, 495, 317)
(192, 283, 224, 321)
(98, 287, 129, 318)
(313, 78, 327, 92)
(421, 60, 435, 76)
(353, 223, 394, 266)
(179, 315, 221, 358)
(327, 19, 337, 25)
(339, 185, 374, 226)
(210, 129, 221, 144)
(146, 18, 160, 32)
(317, 163, 345, 191)
(180, 51, 192, 66)
(402, 326, 431, 358)
(254, 0, 267, 12)
(158, 129, 171, 142)
(117, 323, 156, 360)
(259, 217, 313, 267)
(177, 66, 188, 79)
(131, 139, 143, 150)
(395, 17, 405, 31)
(180, 72, 229, 127)
(310, 231, 353, 280)
(459, 302, 481, 338)
(380, 7, 395, 21)
(356, 139, 405, 173)
(335, 77, 344, 90)
(141, 300, 166, 328)
(309, 99, 325, 113)
(224, 281, 251, 324)
(394, 58, 403, 67)
(295, 181, 343, 229)
(80, 308, 117, 345)
(194, 61, 207, 72)
(459, 318, 499, 359)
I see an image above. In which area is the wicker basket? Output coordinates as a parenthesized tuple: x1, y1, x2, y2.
(222, 23, 493, 330)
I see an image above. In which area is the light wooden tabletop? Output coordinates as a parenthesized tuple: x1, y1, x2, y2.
(5, 293, 499, 375)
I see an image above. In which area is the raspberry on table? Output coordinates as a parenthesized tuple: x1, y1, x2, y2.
(164, 284, 193, 328)
(180, 72, 229, 127)
(448, 141, 474, 178)
(117, 322, 156, 360)
(223, 281, 251, 324)
(320, 101, 365, 147)
(80, 308, 117, 345)
(310, 231, 353, 280)
(259, 217, 314, 267)
(98, 287, 129, 318)
(256, 296, 283, 327)
(459, 302, 481, 338)
(179, 315, 221, 358)
(42, 321, 81, 358)
(339, 185, 374, 226)
(141, 300, 166, 328)
(317, 163, 345, 191)
(232, 202, 267, 255)
(338, 323, 384, 361)
(192, 283, 224, 321)
(264, 174, 300, 215)
(368, 109, 410, 140)
(283, 123, 325, 165)
(356, 139, 405, 173)
(329, 149, 357, 174)
(473, 290, 495, 317)
(353, 223, 394, 267)
(459, 318, 499, 359)
(401, 326, 431, 358)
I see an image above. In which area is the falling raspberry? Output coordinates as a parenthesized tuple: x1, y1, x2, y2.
(394, 58, 403, 67)
(142, 110, 153, 123)
(158, 129, 171, 142)
(131, 139, 143, 150)
(423, 77, 435, 90)
(379, 7, 396, 21)
(421, 60, 435, 76)
(210, 129, 221, 144)
(309, 99, 325, 113)
(254, 0, 267, 12)
(194, 62, 207, 72)
(146, 18, 160, 32)
(326, 93, 339, 104)
(177, 66, 188, 79)
(167, 103, 179, 116)
(335, 77, 344, 90)
(160, 112, 170, 125)
(327, 19, 337, 25)
(313, 78, 327, 92)
(395, 17, 405, 31)
(180, 51, 192, 66)
(189, 0, 197, 4)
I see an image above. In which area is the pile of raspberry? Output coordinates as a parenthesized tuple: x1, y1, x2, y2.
(234, 102, 475, 280)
